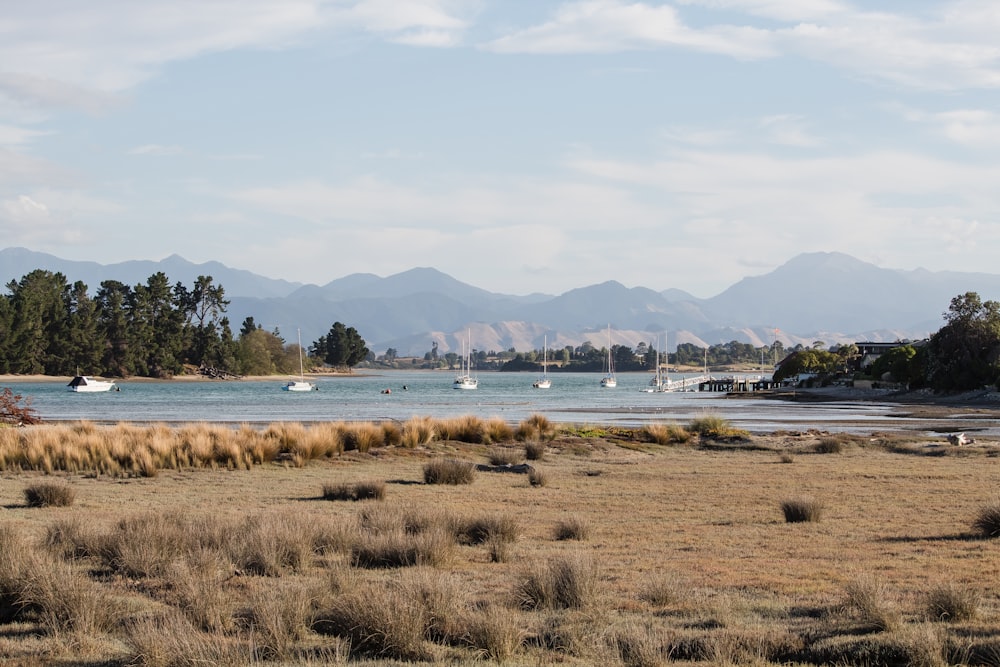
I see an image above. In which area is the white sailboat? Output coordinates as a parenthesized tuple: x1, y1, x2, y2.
(533, 334, 552, 389)
(600, 324, 617, 388)
(645, 334, 664, 393)
(282, 329, 316, 391)
(453, 330, 478, 389)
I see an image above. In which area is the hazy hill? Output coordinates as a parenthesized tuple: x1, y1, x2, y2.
(4, 247, 998, 356)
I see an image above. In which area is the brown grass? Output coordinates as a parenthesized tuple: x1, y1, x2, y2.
(23, 481, 76, 507)
(2, 419, 1000, 665)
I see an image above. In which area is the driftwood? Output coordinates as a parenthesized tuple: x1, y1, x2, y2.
(475, 463, 535, 474)
(947, 432, 974, 446)
(198, 366, 243, 380)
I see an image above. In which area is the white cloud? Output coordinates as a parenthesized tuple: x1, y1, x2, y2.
(0, 124, 52, 148)
(485, 1, 774, 58)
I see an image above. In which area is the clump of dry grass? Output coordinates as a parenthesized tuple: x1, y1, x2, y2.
(454, 514, 520, 546)
(487, 446, 523, 466)
(528, 468, 548, 487)
(401, 416, 435, 447)
(972, 501, 1000, 538)
(814, 437, 845, 454)
(321, 480, 386, 501)
(515, 555, 597, 610)
(423, 458, 476, 485)
(638, 573, 691, 608)
(461, 603, 525, 662)
(438, 416, 488, 444)
(843, 574, 900, 632)
(312, 581, 433, 661)
(343, 422, 385, 452)
(688, 414, 748, 440)
(516, 413, 556, 442)
(351, 529, 455, 569)
(24, 481, 77, 507)
(606, 619, 670, 667)
(643, 422, 692, 445)
(485, 417, 515, 443)
(553, 517, 590, 541)
(780, 497, 824, 523)
(925, 583, 980, 622)
(524, 440, 546, 460)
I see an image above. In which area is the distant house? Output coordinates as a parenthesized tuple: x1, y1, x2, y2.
(855, 340, 927, 369)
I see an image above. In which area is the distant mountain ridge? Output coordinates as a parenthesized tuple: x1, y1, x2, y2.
(4, 247, 999, 356)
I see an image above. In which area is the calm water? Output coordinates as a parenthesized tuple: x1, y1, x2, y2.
(6, 371, 905, 432)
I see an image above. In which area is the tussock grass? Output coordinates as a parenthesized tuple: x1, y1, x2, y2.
(843, 574, 901, 632)
(515, 555, 597, 610)
(343, 422, 385, 452)
(606, 619, 670, 667)
(814, 437, 846, 454)
(438, 415, 488, 443)
(454, 514, 520, 545)
(643, 422, 692, 445)
(321, 480, 386, 501)
(553, 517, 590, 541)
(487, 446, 523, 466)
(780, 497, 824, 523)
(528, 467, 548, 487)
(524, 440, 546, 460)
(485, 417, 515, 443)
(972, 501, 1000, 538)
(461, 603, 525, 662)
(516, 413, 556, 442)
(24, 481, 76, 507)
(688, 414, 749, 440)
(925, 583, 980, 622)
(401, 416, 435, 447)
(639, 573, 691, 608)
(423, 458, 476, 485)
(351, 528, 455, 569)
(313, 582, 433, 661)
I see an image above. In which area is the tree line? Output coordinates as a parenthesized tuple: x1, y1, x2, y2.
(0, 270, 368, 378)
(774, 292, 1000, 393)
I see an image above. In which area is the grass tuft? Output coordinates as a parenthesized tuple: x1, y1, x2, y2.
(423, 458, 476, 485)
(24, 481, 77, 507)
(553, 517, 590, 541)
(515, 555, 597, 610)
(925, 583, 980, 622)
(780, 497, 824, 523)
(321, 480, 386, 501)
(972, 501, 1000, 538)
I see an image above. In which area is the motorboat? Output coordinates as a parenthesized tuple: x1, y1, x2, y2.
(67, 376, 117, 392)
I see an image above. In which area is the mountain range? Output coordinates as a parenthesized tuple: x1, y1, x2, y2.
(4, 247, 999, 357)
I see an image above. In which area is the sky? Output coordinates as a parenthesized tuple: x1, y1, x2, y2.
(2, 1, 1000, 298)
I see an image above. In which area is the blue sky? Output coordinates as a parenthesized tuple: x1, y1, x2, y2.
(2, 1, 999, 297)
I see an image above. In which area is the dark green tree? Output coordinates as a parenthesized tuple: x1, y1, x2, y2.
(925, 292, 1000, 391)
(128, 273, 185, 377)
(314, 322, 369, 368)
(5, 270, 71, 374)
(65, 280, 103, 374)
(96, 280, 133, 376)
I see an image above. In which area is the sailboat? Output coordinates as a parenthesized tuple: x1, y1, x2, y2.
(533, 334, 552, 389)
(645, 334, 665, 393)
(600, 324, 617, 388)
(282, 329, 317, 391)
(453, 330, 478, 389)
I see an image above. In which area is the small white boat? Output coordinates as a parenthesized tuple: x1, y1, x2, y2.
(282, 329, 317, 391)
(67, 376, 117, 392)
(453, 329, 479, 389)
(600, 325, 617, 388)
(533, 334, 552, 389)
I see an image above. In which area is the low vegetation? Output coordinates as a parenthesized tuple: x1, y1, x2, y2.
(1, 416, 999, 665)
(780, 497, 824, 523)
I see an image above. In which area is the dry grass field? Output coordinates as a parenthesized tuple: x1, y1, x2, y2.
(1, 414, 1000, 666)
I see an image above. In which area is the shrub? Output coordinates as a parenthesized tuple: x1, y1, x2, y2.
(321, 480, 386, 502)
(972, 501, 1000, 538)
(780, 497, 824, 523)
(925, 583, 980, 622)
(0, 387, 41, 425)
(688, 414, 748, 440)
(524, 441, 546, 461)
(515, 555, 596, 610)
(553, 517, 590, 541)
(423, 458, 476, 485)
(24, 481, 76, 507)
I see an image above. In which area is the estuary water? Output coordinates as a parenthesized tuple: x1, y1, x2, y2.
(6, 371, 904, 433)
